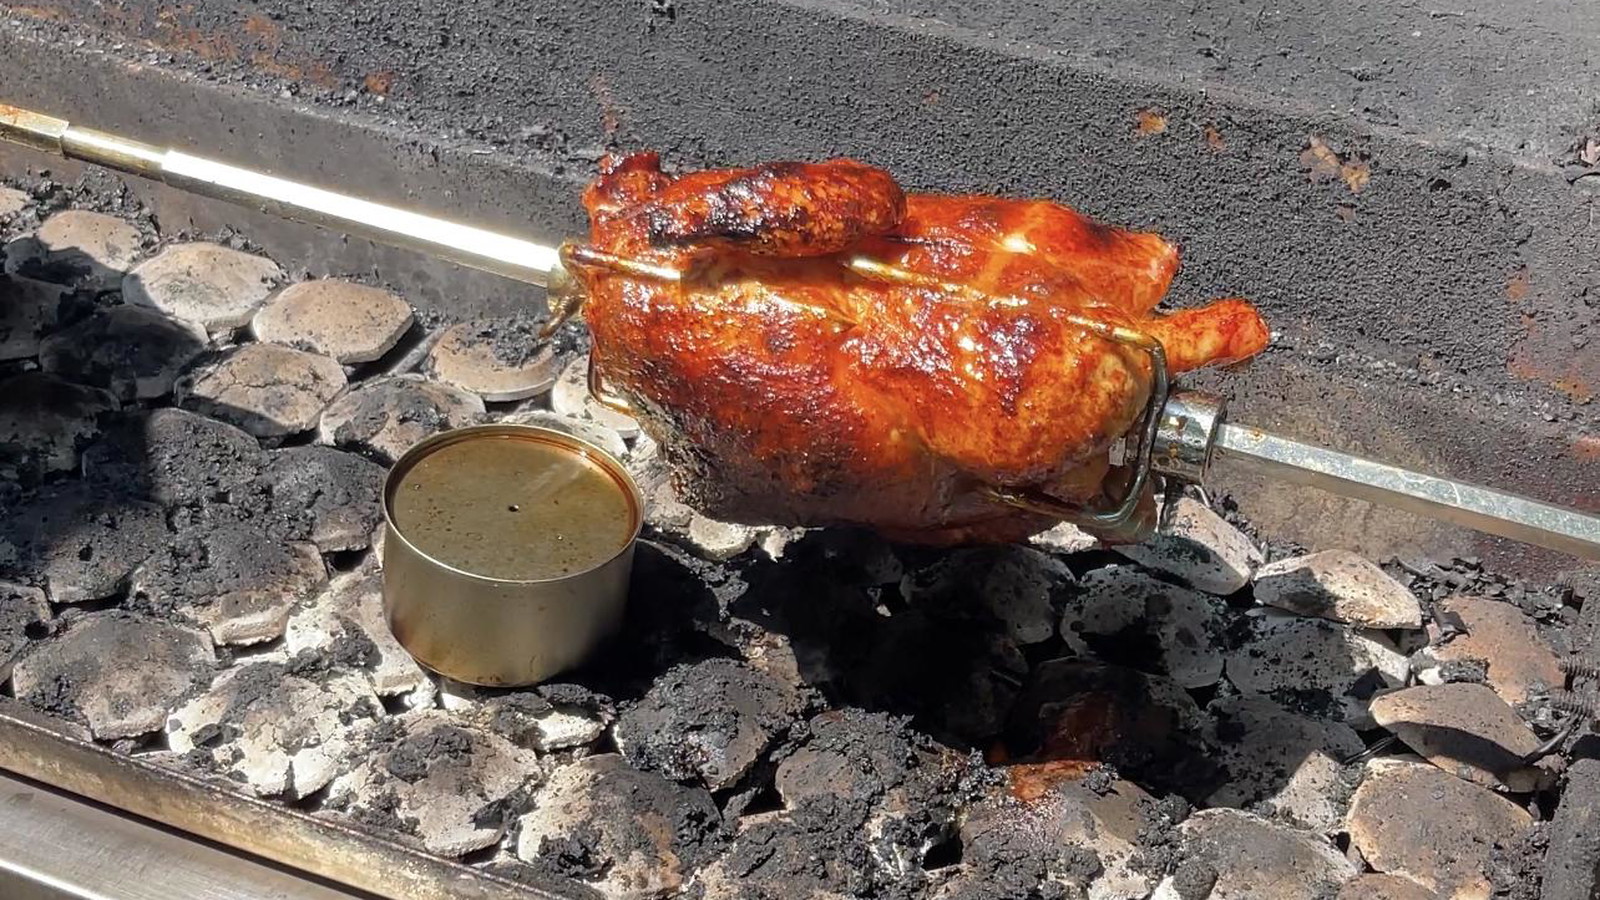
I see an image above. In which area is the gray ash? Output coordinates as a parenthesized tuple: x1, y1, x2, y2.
(1168, 859, 1221, 900)
(546, 318, 590, 358)
(1059, 845, 1106, 885)
(181, 720, 245, 775)
(217, 663, 286, 722)
(181, 745, 222, 772)
(0, 585, 48, 666)
(252, 445, 385, 549)
(469, 788, 533, 837)
(713, 802, 880, 898)
(339, 696, 383, 727)
(1490, 822, 1547, 900)
(329, 625, 380, 669)
(1438, 657, 1491, 684)
(2, 170, 158, 244)
(615, 657, 803, 788)
(82, 407, 268, 508)
(747, 710, 985, 895)
(413, 308, 454, 333)
(21, 672, 80, 722)
(456, 310, 555, 368)
(189, 722, 227, 748)
(933, 878, 1071, 900)
(479, 693, 562, 747)
(530, 827, 613, 880)
(1081, 763, 1120, 796)
(155, 222, 266, 257)
(286, 624, 379, 676)
(172, 476, 314, 547)
(127, 521, 305, 613)
(384, 725, 475, 784)
(35, 304, 207, 400)
(535, 682, 614, 714)
(343, 789, 421, 838)
(957, 799, 1096, 900)
(488, 692, 555, 724)
(1268, 687, 1347, 723)
(520, 754, 724, 889)
(778, 710, 972, 806)
(332, 390, 449, 456)
(1129, 794, 1193, 878)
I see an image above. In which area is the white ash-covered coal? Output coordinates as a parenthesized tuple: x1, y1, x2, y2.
(3, 177, 1597, 900)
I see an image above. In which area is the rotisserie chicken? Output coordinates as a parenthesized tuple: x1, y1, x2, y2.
(566, 153, 1269, 545)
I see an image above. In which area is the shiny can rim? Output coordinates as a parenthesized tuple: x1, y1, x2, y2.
(380, 422, 645, 586)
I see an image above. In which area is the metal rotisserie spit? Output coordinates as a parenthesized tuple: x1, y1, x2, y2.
(5, 104, 1595, 560)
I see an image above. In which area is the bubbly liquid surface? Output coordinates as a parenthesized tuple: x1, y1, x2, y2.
(391, 435, 635, 580)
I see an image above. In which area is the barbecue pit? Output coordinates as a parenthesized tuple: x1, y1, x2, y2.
(1, 2, 1598, 898)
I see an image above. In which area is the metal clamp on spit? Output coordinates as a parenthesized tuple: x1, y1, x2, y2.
(3, 102, 1597, 560)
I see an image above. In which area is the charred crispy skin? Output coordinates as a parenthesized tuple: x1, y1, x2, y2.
(572, 152, 1269, 544)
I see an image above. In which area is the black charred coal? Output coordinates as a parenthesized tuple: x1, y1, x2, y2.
(386, 725, 474, 784)
(256, 445, 385, 551)
(614, 657, 804, 790)
(728, 710, 989, 897)
(82, 407, 267, 509)
(729, 535, 1034, 747)
(1006, 661, 1221, 802)
(1541, 759, 1600, 900)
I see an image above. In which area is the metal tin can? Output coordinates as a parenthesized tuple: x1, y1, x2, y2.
(380, 423, 643, 687)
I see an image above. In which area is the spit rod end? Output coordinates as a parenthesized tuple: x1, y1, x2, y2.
(1150, 390, 1228, 484)
(0, 104, 68, 155)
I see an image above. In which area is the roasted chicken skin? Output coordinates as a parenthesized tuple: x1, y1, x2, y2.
(569, 152, 1268, 544)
